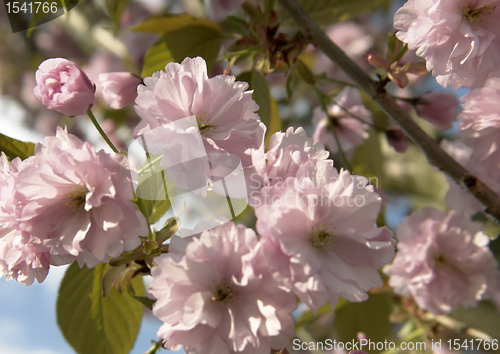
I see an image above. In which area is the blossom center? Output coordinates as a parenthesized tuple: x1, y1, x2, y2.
(65, 185, 89, 211)
(434, 254, 448, 267)
(211, 283, 236, 304)
(310, 226, 338, 251)
(463, 3, 496, 23)
(196, 113, 217, 135)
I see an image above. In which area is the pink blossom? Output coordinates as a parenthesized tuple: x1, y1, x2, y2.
(250, 127, 330, 197)
(98, 72, 142, 109)
(385, 126, 409, 153)
(256, 163, 395, 312)
(15, 127, 148, 268)
(415, 92, 459, 130)
(148, 222, 296, 353)
(0, 153, 52, 285)
(134, 57, 265, 167)
(0, 153, 23, 228)
(384, 207, 499, 314)
(394, 0, 500, 89)
(0, 229, 50, 286)
(312, 87, 372, 157)
(34, 58, 95, 116)
(459, 83, 500, 168)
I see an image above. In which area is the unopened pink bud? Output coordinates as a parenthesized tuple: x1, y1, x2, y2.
(406, 61, 428, 75)
(388, 71, 409, 88)
(366, 51, 389, 69)
(98, 72, 142, 110)
(386, 126, 409, 153)
(33, 58, 95, 116)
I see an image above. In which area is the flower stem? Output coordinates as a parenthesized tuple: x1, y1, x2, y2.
(86, 109, 119, 153)
(278, 0, 500, 220)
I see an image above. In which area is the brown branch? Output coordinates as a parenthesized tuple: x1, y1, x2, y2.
(277, 0, 500, 220)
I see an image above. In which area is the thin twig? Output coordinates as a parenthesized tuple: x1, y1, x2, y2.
(86, 110, 119, 153)
(277, 0, 500, 220)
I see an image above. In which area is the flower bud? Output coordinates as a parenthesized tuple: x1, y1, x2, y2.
(33, 58, 95, 116)
(386, 125, 409, 153)
(366, 51, 389, 69)
(98, 72, 142, 109)
(415, 92, 459, 130)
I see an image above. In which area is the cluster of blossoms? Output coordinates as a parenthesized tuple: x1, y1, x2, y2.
(7, 54, 396, 352)
(394, 0, 500, 89)
(0, 128, 148, 284)
(134, 58, 398, 352)
(0, 58, 149, 285)
(3, 0, 500, 345)
(312, 87, 373, 158)
(384, 208, 498, 314)
(381, 0, 500, 314)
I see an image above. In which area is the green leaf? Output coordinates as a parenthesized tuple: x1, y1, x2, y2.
(296, 303, 332, 328)
(334, 292, 393, 353)
(280, 0, 392, 27)
(25, 1, 65, 37)
(135, 165, 174, 224)
(448, 301, 500, 340)
(131, 14, 221, 34)
(131, 295, 156, 310)
(0, 132, 36, 161)
(57, 262, 145, 354)
(266, 95, 282, 146)
(350, 130, 386, 189)
(140, 16, 222, 77)
(104, 0, 132, 31)
(236, 70, 271, 129)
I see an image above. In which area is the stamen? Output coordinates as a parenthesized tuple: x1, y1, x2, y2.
(211, 283, 236, 304)
(310, 225, 338, 251)
(65, 185, 88, 211)
(463, 3, 496, 23)
(196, 113, 217, 134)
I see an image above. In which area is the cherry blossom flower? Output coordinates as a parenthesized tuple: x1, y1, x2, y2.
(148, 222, 296, 354)
(415, 92, 459, 130)
(0, 229, 51, 286)
(384, 207, 499, 314)
(0, 153, 22, 228)
(394, 0, 500, 89)
(0, 153, 52, 285)
(312, 87, 372, 157)
(249, 127, 330, 203)
(134, 57, 265, 167)
(34, 58, 95, 116)
(15, 127, 148, 268)
(256, 162, 395, 312)
(385, 126, 409, 153)
(99, 72, 142, 109)
(460, 80, 500, 168)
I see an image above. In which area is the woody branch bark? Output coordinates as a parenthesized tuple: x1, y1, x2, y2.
(277, 0, 500, 220)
